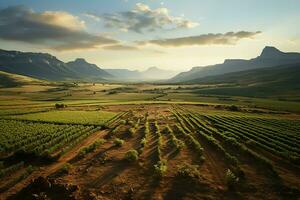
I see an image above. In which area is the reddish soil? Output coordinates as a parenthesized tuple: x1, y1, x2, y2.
(2, 104, 300, 200)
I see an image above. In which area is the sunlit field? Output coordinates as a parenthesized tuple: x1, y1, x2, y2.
(0, 0, 300, 199)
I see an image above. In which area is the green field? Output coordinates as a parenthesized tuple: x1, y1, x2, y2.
(0, 119, 105, 164)
(0, 81, 300, 199)
(7, 110, 117, 125)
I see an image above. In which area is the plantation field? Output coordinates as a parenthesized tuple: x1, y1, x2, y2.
(1, 82, 300, 112)
(0, 82, 300, 200)
(0, 103, 299, 200)
(7, 110, 117, 125)
(0, 119, 101, 158)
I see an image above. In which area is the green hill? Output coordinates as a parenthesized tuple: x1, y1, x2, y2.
(0, 71, 42, 87)
(170, 46, 300, 83)
(189, 63, 300, 98)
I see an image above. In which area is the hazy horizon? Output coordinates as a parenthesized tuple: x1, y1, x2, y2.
(0, 0, 299, 71)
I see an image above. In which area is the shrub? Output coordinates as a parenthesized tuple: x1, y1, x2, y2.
(140, 138, 147, 147)
(26, 165, 35, 174)
(108, 91, 117, 95)
(59, 163, 72, 174)
(128, 127, 136, 137)
(227, 105, 239, 111)
(127, 120, 134, 126)
(124, 149, 139, 162)
(114, 138, 124, 147)
(55, 103, 66, 109)
(225, 169, 239, 189)
(120, 120, 126, 125)
(176, 164, 201, 179)
(154, 160, 167, 177)
(78, 139, 106, 157)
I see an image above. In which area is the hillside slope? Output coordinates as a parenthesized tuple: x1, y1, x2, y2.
(66, 58, 112, 79)
(191, 63, 300, 97)
(0, 49, 112, 81)
(170, 46, 300, 83)
(0, 71, 43, 87)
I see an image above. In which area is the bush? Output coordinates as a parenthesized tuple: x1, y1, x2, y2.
(59, 163, 72, 174)
(78, 139, 106, 157)
(108, 91, 118, 95)
(227, 105, 239, 111)
(26, 165, 35, 174)
(124, 149, 139, 162)
(225, 169, 239, 189)
(55, 103, 66, 109)
(114, 138, 124, 147)
(140, 138, 147, 147)
(127, 120, 134, 126)
(128, 127, 136, 137)
(154, 160, 167, 177)
(176, 164, 201, 179)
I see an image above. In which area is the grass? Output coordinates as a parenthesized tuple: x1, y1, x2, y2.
(7, 110, 117, 125)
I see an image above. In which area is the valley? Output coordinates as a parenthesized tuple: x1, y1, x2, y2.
(1, 1, 300, 199)
(0, 80, 299, 200)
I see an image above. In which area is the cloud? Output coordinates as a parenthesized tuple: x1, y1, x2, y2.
(102, 44, 139, 51)
(86, 3, 198, 33)
(0, 6, 118, 51)
(101, 44, 165, 54)
(138, 31, 262, 47)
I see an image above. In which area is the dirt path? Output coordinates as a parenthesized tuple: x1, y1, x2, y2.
(201, 145, 226, 186)
(1, 130, 107, 200)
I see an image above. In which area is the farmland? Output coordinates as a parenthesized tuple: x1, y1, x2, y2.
(6, 110, 116, 125)
(0, 83, 299, 200)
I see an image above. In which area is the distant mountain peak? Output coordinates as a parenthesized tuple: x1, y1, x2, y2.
(0, 49, 112, 80)
(146, 66, 160, 71)
(169, 46, 300, 83)
(260, 46, 283, 57)
(74, 58, 88, 63)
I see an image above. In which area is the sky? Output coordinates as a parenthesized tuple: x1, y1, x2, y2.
(0, 0, 299, 71)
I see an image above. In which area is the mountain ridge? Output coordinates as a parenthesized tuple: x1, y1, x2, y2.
(169, 46, 300, 83)
(189, 62, 300, 97)
(0, 49, 111, 81)
(104, 67, 178, 81)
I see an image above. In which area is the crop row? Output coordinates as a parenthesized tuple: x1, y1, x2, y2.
(213, 115, 299, 149)
(185, 112, 278, 177)
(153, 121, 167, 176)
(202, 115, 299, 163)
(0, 119, 100, 159)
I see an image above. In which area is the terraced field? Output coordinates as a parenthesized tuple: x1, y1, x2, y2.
(1, 104, 299, 200)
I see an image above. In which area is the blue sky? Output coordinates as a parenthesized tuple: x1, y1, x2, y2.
(0, 0, 299, 70)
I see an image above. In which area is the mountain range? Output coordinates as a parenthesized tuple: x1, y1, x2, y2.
(0, 49, 177, 81)
(0, 46, 300, 86)
(188, 63, 300, 97)
(169, 46, 300, 83)
(105, 67, 178, 81)
(0, 49, 111, 81)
